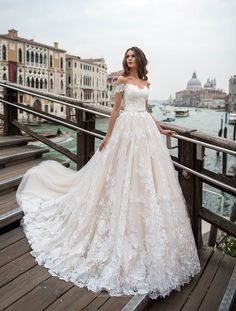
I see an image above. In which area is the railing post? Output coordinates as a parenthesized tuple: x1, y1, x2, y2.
(178, 130, 203, 248)
(3, 86, 22, 136)
(76, 106, 95, 171)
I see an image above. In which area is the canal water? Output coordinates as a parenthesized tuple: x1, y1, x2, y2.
(29, 104, 235, 218)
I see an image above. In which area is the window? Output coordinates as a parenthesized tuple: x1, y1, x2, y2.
(35, 52, 38, 64)
(19, 95, 23, 103)
(61, 80, 64, 90)
(61, 106, 64, 112)
(68, 61, 71, 68)
(3, 73, 7, 80)
(68, 75, 71, 84)
(2, 45, 6, 60)
(31, 51, 34, 63)
(31, 79, 34, 88)
(27, 77, 30, 86)
(50, 79, 53, 90)
(49, 55, 53, 67)
(40, 53, 43, 64)
(36, 78, 39, 88)
(44, 79, 47, 89)
(44, 54, 47, 65)
(60, 57, 63, 69)
(19, 75, 23, 85)
(18, 48, 22, 63)
(26, 50, 30, 62)
(74, 62, 76, 68)
(40, 78, 43, 89)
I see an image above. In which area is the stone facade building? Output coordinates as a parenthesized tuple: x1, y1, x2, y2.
(174, 71, 226, 109)
(0, 29, 66, 122)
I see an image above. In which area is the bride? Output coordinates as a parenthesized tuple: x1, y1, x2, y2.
(16, 46, 201, 300)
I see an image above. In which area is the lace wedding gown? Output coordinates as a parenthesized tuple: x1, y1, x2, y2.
(16, 83, 201, 300)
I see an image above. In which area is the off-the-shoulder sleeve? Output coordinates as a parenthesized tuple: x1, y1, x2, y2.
(114, 83, 126, 94)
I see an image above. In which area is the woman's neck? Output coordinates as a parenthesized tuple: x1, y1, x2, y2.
(128, 68, 139, 80)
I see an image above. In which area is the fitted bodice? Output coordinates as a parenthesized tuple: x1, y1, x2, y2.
(115, 83, 149, 112)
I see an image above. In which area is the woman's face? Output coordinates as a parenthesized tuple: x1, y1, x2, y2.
(126, 49, 137, 69)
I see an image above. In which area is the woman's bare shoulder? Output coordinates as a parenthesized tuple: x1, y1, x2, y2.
(116, 75, 128, 85)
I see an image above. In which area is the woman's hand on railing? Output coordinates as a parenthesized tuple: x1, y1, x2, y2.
(160, 129, 177, 136)
(99, 135, 110, 151)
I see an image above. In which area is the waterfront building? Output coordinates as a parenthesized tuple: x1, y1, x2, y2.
(226, 75, 236, 112)
(0, 29, 66, 123)
(174, 71, 226, 109)
(107, 70, 123, 107)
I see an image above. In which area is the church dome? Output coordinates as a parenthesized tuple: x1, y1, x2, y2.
(187, 72, 202, 90)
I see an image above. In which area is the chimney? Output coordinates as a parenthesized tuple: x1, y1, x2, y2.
(8, 29, 18, 39)
(54, 42, 59, 49)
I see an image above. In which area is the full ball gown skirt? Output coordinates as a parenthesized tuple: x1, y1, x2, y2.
(16, 83, 201, 300)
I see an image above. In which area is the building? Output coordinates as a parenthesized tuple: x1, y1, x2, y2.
(107, 70, 123, 107)
(0, 29, 67, 123)
(65, 55, 110, 111)
(174, 71, 226, 109)
(226, 75, 236, 112)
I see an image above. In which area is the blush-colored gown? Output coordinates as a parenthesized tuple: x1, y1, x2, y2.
(16, 83, 201, 300)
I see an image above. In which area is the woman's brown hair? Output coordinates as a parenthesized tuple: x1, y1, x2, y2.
(122, 47, 148, 80)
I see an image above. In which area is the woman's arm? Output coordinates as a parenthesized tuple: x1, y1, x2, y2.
(99, 77, 125, 151)
(145, 100, 176, 136)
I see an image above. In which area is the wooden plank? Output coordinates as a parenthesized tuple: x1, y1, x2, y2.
(45, 286, 97, 311)
(148, 246, 214, 311)
(5, 276, 73, 311)
(0, 227, 24, 250)
(0, 238, 31, 268)
(0, 191, 18, 214)
(81, 296, 110, 310)
(199, 207, 236, 238)
(0, 252, 37, 287)
(0, 135, 32, 148)
(181, 248, 224, 311)
(0, 264, 50, 310)
(98, 296, 132, 311)
(0, 208, 23, 229)
(0, 145, 49, 165)
(198, 253, 236, 311)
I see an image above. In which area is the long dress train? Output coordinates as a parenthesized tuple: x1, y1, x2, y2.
(16, 82, 201, 299)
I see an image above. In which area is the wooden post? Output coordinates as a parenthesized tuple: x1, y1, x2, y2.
(3, 86, 22, 136)
(178, 130, 203, 248)
(76, 107, 95, 170)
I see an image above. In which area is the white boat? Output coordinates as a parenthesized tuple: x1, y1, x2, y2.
(174, 108, 189, 117)
(228, 112, 236, 125)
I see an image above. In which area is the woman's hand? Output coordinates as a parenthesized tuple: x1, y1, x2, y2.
(161, 129, 177, 136)
(99, 135, 110, 151)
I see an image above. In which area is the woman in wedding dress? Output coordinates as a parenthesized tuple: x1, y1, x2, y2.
(16, 46, 201, 300)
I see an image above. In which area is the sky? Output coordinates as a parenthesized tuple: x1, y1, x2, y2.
(1, 0, 236, 100)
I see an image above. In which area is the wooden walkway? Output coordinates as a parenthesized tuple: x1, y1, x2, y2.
(0, 227, 235, 311)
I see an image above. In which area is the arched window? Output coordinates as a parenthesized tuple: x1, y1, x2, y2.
(50, 79, 53, 90)
(68, 75, 71, 84)
(36, 78, 39, 88)
(60, 57, 63, 69)
(40, 53, 43, 64)
(19, 75, 23, 85)
(27, 77, 30, 86)
(44, 54, 47, 65)
(44, 79, 47, 89)
(31, 79, 34, 88)
(40, 78, 43, 89)
(31, 51, 34, 63)
(26, 50, 30, 62)
(2, 45, 6, 60)
(3, 73, 7, 80)
(61, 80, 64, 90)
(35, 52, 39, 64)
(49, 55, 53, 67)
(18, 48, 23, 63)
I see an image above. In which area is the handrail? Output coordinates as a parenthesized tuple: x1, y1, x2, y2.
(0, 98, 104, 139)
(0, 81, 110, 118)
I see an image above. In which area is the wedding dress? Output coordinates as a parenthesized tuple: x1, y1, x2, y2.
(16, 82, 201, 300)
